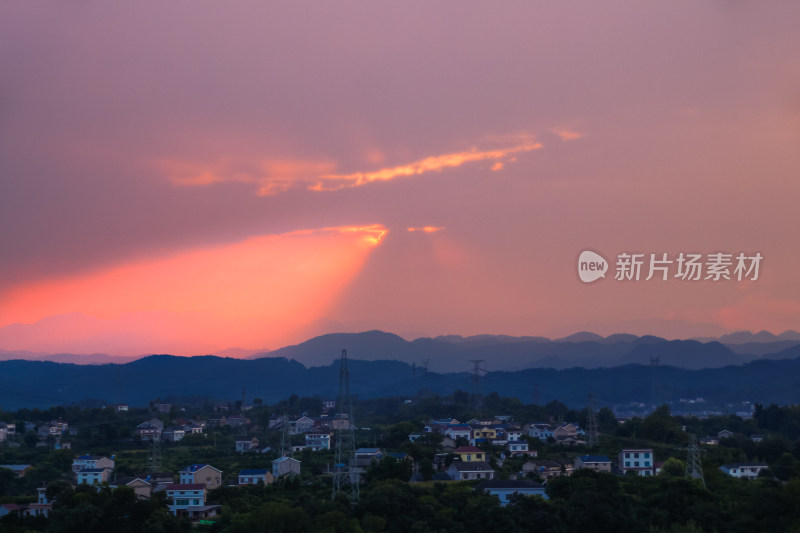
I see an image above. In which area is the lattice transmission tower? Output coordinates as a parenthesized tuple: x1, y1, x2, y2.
(148, 434, 162, 474)
(279, 408, 291, 457)
(470, 359, 487, 412)
(650, 355, 661, 409)
(332, 349, 359, 502)
(586, 394, 599, 448)
(685, 433, 705, 487)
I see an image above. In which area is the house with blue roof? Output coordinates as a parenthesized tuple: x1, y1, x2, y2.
(574, 454, 612, 472)
(238, 469, 273, 485)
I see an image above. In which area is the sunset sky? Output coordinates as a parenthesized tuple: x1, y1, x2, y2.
(1, 2, 799, 357)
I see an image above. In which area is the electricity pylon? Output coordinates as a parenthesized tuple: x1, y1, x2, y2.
(332, 349, 359, 502)
(586, 394, 599, 448)
(685, 433, 705, 488)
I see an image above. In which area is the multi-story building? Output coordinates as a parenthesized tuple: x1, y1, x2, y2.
(72, 455, 115, 473)
(76, 468, 112, 485)
(619, 449, 655, 476)
(165, 483, 219, 520)
(305, 431, 331, 451)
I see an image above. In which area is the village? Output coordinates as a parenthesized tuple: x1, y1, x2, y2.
(0, 394, 778, 527)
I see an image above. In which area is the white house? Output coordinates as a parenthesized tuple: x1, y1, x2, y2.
(444, 424, 473, 442)
(446, 461, 495, 481)
(291, 416, 316, 434)
(184, 422, 205, 435)
(235, 437, 259, 453)
(165, 483, 219, 520)
(72, 455, 115, 473)
(528, 424, 554, 441)
(76, 468, 112, 485)
(506, 429, 523, 442)
(719, 463, 768, 479)
(506, 440, 533, 455)
(135, 422, 162, 441)
(305, 431, 331, 451)
(24, 487, 52, 518)
(619, 449, 655, 476)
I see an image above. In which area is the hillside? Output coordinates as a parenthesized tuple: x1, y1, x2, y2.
(3, 349, 800, 411)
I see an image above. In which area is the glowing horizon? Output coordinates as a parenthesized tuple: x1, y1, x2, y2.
(0, 225, 388, 355)
(2, 2, 799, 357)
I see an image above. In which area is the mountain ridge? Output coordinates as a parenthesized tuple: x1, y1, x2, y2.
(3, 348, 800, 411)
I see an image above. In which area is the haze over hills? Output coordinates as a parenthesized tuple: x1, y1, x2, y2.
(2, 329, 800, 411)
(0, 349, 139, 365)
(252, 330, 800, 373)
(1, 329, 799, 371)
(693, 330, 800, 344)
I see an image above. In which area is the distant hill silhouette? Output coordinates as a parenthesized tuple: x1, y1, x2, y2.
(252, 330, 798, 372)
(0, 350, 139, 365)
(695, 329, 800, 344)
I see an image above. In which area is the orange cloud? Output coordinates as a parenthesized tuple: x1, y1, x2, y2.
(310, 141, 541, 192)
(552, 128, 584, 141)
(0, 225, 388, 354)
(407, 226, 444, 233)
(159, 157, 338, 196)
(159, 136, 541, 196)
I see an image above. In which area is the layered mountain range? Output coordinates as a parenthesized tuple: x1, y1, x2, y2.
(1, 330, 800, 411)
(254, 329, 800, 372)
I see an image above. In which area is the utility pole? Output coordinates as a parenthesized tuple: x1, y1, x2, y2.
(332, 349, 359, 502)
